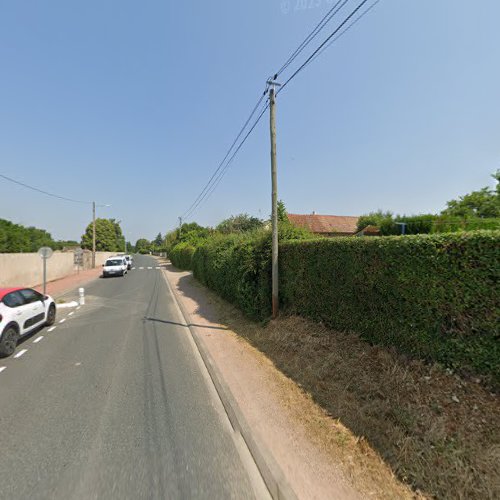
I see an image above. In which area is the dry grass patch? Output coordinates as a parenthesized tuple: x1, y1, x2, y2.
(214, 306, 499, 500)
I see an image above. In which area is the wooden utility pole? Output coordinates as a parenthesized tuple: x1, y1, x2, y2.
(269, 83, 280, 319)
(92, 201, 96, 268)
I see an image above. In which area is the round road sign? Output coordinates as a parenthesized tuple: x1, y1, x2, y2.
(38, 247, 54, 259)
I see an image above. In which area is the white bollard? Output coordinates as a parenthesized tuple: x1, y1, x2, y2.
(79, 288, 85, 306)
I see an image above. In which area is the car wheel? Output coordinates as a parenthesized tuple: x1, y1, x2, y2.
(46, 304, 56, 326)
(0, 326, 19, 357)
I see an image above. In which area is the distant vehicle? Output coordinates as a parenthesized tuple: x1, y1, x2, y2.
(0, 288, 56, 357)
(102, 257, 128, 278)
(124, 255, 133, 270)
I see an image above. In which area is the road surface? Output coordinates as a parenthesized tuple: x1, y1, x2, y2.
(0, 255, 269, 499)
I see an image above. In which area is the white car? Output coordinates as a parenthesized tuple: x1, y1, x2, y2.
(124, 255, 133, 270)
(0, 287, 56, 357)
(102, 256, 128, 277)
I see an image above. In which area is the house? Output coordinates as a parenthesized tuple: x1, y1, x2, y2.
(355, 225, 381, 237)
(287, 212, 360, 237)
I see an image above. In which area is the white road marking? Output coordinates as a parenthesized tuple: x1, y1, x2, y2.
(76, 306, 81, 310)
(132, 267, 136, 270)
(147, 267, 152, 270)
(48, 326, 56, 332)
(155, 267, 161, 269)
(57, 301, 79, 309)
(33, 336, 44, 344)
(14, 349, 28, 359)
(0, 367, 6, 374)
(139, 267, 144, 270)
(59, 318, 66, 324)
(68, 312, 74, 316)
(75, 362, 82, 366)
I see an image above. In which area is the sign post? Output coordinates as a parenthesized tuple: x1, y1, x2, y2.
(74, 248, 84, 274)
(38, 247, 54, 295)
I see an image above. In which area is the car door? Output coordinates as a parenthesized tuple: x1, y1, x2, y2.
(3, 291, 30, 332)
(18, 289, 46, 333)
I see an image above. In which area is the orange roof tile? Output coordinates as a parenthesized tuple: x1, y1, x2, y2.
(287, 214, 359, 234)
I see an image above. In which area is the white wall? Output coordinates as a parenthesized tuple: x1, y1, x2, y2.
(0, 252, 115, 287)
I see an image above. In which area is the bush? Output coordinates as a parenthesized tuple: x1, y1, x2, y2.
(169, 242, 196, 270)
(190, 224, 312, 320)
(280, 231, 500, 387)
(192, 232, 272, 319)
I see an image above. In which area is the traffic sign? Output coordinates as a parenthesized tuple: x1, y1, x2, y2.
(37, 247, 53, 295)
(38, 247, 53, 259)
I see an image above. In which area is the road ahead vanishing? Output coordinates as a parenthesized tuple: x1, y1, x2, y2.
(0, 255, 269, 499)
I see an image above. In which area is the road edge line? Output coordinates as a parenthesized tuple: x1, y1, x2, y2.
(162, 265, 298, 500)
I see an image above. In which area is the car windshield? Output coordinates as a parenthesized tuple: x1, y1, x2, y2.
(106, 260, 123, 266)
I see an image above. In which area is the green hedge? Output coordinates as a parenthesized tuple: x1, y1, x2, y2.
(280, 231, 500, 387)
(192, 233, 272, 319)
(169, 242, 196, 270)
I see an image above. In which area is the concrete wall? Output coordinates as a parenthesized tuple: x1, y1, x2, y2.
(0, 251, 115, 287)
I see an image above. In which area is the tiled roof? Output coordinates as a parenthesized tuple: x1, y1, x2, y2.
(357, 225, 380, 235)
(287, 214, 359, 234)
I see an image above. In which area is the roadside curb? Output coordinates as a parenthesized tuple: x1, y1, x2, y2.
(162, 265, 298, 500)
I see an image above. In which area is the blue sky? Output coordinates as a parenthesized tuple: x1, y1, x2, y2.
(1, 0, 499, 243)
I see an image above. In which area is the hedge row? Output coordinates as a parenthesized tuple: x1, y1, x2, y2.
(169, 242, 196, 270)
(280, 231, 500, 387)
(191, 233, 272, 320)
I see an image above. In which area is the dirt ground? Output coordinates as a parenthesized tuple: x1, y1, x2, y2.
(165, 263, 499, 500)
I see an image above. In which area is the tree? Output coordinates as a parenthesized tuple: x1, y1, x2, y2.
(153, 232, 163, 247)
(81, 218, 122, 252)
(442, 171, 500, 218)
(277, 200, 288, 223)
(0, 218, 57, 252)
(357, 211, 394, 233)
(111, 219, 125, 253)
(216, 214, 263, 234)
(135, 238, 151, 254)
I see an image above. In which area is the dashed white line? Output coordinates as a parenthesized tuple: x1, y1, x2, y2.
(76, 306, 81, 310)
(155, 267, 161, 269)
(147, 267, 152, 270)
(0, 367, 6, 374)
(59, 318, 66, 324)
(48, 326, 56, 332)
(132, 267, 136, 270)
(33, 336, 44, 344)
(68, 312, 74, 316)
(139, 267, 144, 270)
(14, 349, 28, 359)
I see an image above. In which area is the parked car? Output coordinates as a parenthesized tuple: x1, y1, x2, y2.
(102, 256, 128, 277)
(124, 255, 133, 270)
(0, 288, 56, 357)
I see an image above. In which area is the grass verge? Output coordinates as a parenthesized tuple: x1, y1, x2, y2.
(212, 302, 499, 499)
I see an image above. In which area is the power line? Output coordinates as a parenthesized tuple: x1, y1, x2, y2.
(183, 101, 270, 221)
(278, 0, 376, 95)
(179, 0, 381, 221)
(180, 91, 268, 221)
(310, 0, 381, 63)
(0, 173, 91, 205)
(275, 0, 350, 77)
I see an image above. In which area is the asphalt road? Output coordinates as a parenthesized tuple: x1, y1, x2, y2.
(0, 255, 268, 499)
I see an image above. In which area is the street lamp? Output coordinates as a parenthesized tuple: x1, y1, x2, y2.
(92, 202, 111, 268)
